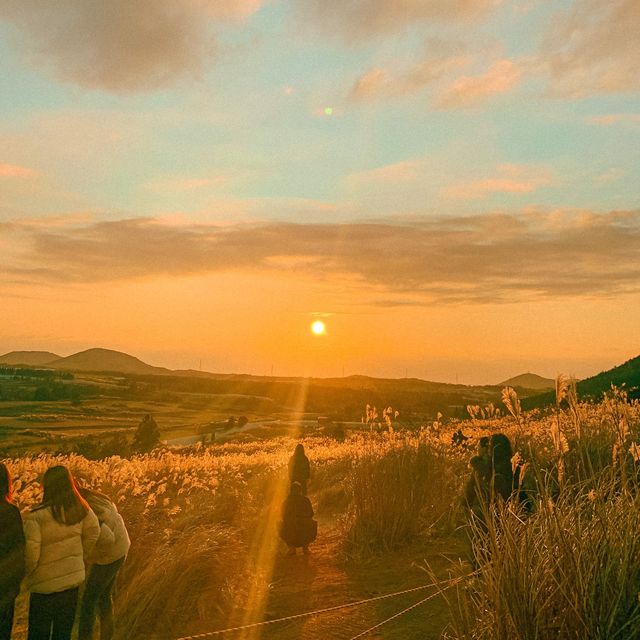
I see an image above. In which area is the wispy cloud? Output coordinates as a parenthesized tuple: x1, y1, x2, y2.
(585, 114, 640, 126)
(442, 164, 553, 199)
(4, 209, 640, 304)
(295, 0, 501, 40)
(347, 160, 424, 184)
(540, 0, 640, 98)
(0, 163, 37, 178)
(349, 42, 472, 101)
(595, 168, 626, 184)
(0, 0, 263, 92)
(143, 174, 229, 194)
(435, 59, 521, 109)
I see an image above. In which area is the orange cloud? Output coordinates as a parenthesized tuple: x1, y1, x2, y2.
(436, 59, 521, 108)
(350, 54, 471, 102)
(442, 164, 553, 199)
(0, 163, 37, 178)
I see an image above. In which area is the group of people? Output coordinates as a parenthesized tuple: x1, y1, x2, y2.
(0, 444, 317, 640)
(0, 463, 129, 640)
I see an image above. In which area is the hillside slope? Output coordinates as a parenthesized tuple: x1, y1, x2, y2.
(577, 355, 640, 398)
(523, 355, 640, 408)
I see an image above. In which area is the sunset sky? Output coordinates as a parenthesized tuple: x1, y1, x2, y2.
(1, 0, 639, 383)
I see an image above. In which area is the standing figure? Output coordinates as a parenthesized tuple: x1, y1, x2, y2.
(279, 482, 317, 556)
(24, 466, 100, 640)
(489, 433, 514, 502)
(288, 444, 311, 495)
(78, 486, 131, 640)
(0, 463, 25, 640)
(463, 436, 491, 515)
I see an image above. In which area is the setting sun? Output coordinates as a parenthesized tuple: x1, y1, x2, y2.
(311, 320, 326, 335)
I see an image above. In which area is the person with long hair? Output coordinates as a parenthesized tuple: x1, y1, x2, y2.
(77, 486, 130, 640)
(288, 443, 311, 495)
(489, 433, 514, 502)
(463, 436, 491, 516)
(0, 463, 25, 640)
(24, 466, 100, 640)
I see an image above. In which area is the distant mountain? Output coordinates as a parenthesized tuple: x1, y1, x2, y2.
(47, 348, 170, 375)
(0, 351, 61, 366)
(499, 373, 555, 390)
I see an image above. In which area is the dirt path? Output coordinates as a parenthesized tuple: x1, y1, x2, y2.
(225, 511, 470, 640)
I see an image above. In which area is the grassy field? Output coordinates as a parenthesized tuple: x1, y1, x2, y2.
(3, 382, 640, 639)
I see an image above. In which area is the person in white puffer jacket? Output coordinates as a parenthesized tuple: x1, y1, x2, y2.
(24, 466, 100, 640)
(77, 486, 131, 640)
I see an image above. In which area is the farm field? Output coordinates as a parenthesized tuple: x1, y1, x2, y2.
(0, 363, 521, 457)
(4, 382, 640, 639)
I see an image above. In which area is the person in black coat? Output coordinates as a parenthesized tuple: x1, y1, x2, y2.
(0, 463, 25, 640)
(288, 444, 311, 495)
(463, 436, 491, 515)
(279, 482, 317, 555)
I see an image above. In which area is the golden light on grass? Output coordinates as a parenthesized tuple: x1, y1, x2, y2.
(227, 378, 310, 638)
(311, 320, 326, 335)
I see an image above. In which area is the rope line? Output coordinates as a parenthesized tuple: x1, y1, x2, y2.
(347, 572, 471, 639)
(175, 571, 477, 640)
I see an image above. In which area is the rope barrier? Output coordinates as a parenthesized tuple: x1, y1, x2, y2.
(347, 572, 471, 639)
(175, 570, 477, 640)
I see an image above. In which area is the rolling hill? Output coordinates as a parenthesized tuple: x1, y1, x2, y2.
(46, 348, 170, 375)
(0, 351, 61, 366)
(499, 373, 555, 390)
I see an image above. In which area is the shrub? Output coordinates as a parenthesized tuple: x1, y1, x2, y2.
(132, 414, 161, 453)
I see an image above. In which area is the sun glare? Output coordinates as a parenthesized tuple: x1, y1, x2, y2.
(311, 320, 326, 335)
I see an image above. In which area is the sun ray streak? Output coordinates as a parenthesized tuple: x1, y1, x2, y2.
(227, 378, 310, 639)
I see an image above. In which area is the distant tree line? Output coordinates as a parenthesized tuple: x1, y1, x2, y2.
(0, 367, 74, 380)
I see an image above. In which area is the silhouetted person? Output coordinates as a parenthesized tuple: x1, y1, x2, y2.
(279, 482, 317, 556)
(24, 466, 100, 640)
(452, 429, 469, 446)
(490, 433, 514, 502)
(288, 444, 311, 495)
(0, 463, 25, 640)
(464, 437, 491, 514)
(77, 486, 131, 640)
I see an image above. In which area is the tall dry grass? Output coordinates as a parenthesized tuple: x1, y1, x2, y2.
(445, 384, 640, 640)
(449, 481, 640, 640)
(115, 522, 246, 639)
(345, 439, 465, 554)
